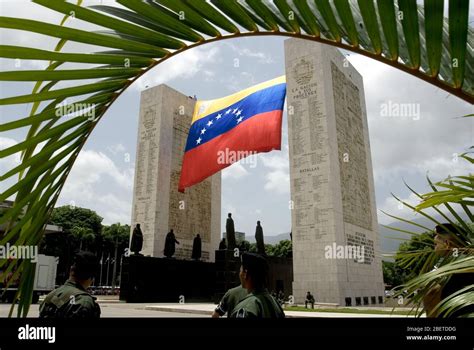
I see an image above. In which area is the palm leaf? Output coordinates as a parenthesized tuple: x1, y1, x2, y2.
(1, 0, 473, 318)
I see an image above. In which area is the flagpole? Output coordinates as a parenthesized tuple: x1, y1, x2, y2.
(106, 253, 110, 288)
(99, 252, 103, 287)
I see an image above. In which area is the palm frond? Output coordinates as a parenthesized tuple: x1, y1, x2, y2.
(1, 0, 473, 317)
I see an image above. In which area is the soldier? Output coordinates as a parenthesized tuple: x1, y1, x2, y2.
(305, 291, 315, 309)
(231, 253, 285, 318)
(423, 223, 474, 317)
(212, 284, 248, 318)
(39, 251, 100, 318)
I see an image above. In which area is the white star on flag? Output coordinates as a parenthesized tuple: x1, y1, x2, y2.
(196, 137, 202, 144)
(232, 108, 239, 114)
(216, 113, 222, 120)
(200, 128, 206, 134)
(236, 116, 243, 123)
(225, 109, 231, 114)
(236, 109, 242, 116)
(207, 120, 213, 127)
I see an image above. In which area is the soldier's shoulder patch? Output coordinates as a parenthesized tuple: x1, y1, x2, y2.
(235, 308, 248, 318)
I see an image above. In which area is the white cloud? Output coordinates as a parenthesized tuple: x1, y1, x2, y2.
(378, 193, 422, 225)
(260, 152, 290, 194)
(376, 190, 465, 226)
(202, 70, 216, 82)
(56, 149, 134, 225)
(0, 137, 20, 171)
(416, 155, 473, 182)
(96, 193, 131, 225)
(222, 162, 249, 180)
(219, 71, 257, 92)
(264, 169, 289, 194)
(0, 137, 21, 200)
(60, 149, 133, 200)
(344, 53, 473, 197)
(260, 152, 288, 170)
(105, 143, 126, 156)
(225, 42, 274, 64)
(133, 46, 220, 90)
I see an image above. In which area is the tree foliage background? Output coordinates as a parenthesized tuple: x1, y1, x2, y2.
(40, 205, 129, 285)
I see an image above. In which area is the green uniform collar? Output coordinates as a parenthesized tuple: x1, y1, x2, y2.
(64, 279, 88, 293)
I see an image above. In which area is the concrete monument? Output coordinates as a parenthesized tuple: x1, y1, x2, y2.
(285, 39, 385, 306)
(130, 85, 221, 262)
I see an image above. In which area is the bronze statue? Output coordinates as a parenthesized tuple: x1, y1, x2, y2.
(226, 213, 236, 250)
(130, 223, 143, 255)
(255, 220, 266, 255)
(164, 229, 180, 258)
(191, 234, 202, 260)
(218, 238, 227, 250)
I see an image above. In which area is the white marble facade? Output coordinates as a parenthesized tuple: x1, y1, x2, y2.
(285, 39, 384, 306)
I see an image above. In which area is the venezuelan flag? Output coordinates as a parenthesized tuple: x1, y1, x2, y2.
(178, 76, 286, 192)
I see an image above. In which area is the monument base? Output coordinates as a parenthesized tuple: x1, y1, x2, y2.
(266, 256, 293, 298)
(120, 253, 294, 303)
(213, 250, 294, 302)
(120, 255, 215, 303)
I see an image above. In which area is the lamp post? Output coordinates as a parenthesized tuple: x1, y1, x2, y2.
(99, 253, 103, 286)
(111, 236, 118, 293)
(106, 253, 110, 288)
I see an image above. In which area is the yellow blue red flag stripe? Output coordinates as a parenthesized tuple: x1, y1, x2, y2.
(178, 76, 286, 192)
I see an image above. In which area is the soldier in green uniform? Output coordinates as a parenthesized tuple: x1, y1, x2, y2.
(39, 251, 101, 318)
(231, 253, 285, 318)
(212, 284, 248, 318)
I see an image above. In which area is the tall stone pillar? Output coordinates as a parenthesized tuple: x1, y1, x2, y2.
(285, 39, 384, 306)
(131, 84, 221, 262)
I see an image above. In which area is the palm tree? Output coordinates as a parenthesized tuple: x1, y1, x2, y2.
(0, 0, 472, 317)
(384, 117, 473, 317)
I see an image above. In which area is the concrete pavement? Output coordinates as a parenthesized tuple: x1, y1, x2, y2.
(144, 303, 415, 318)
(1, 299, 416, 318)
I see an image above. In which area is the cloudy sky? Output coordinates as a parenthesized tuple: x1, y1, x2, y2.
(0, 1, 472, 240)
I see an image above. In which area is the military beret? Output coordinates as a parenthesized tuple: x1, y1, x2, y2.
(241, 252, 268, 275)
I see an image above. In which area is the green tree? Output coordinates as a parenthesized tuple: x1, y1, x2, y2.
(395, 231, 434, 282)
(247, 240, 292, 258)
(382, 261, 408, 288)
(40, 206, 103, 283)
(102, 223, 130, 255)
(1, 0, 471, 318)
(101, 223, 130, 287)
(49, 205, 103, 235)
(271, 240, 292, 258)
(238, 240, 251, 252)
(70, 226, 95, 251)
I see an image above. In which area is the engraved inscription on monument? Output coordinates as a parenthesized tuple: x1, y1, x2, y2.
(285, 38, 384, 306)
(332, 63, 372, 231)
(131, 85, 220, 261)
